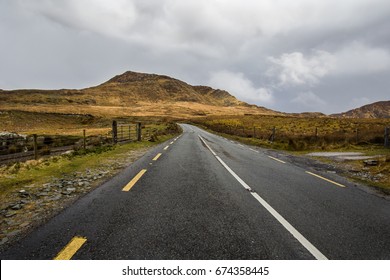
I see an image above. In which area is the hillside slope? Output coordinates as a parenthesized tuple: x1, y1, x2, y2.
(0, 71, 277, 118)
(332, 101, 390, 118)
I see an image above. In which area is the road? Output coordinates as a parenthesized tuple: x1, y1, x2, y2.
(1, 124, 389, 259)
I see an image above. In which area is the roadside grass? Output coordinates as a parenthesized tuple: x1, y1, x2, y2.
(191, 121, 390, 191)
(0, 120, 180, 246)
(0, 134, 175, 202)
(192, 115, 390, 151)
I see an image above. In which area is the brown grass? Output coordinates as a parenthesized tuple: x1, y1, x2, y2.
(192, 115, 390, 151)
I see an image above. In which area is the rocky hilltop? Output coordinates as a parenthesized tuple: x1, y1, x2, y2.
(332, 101, 390, 118)
(0, 71, 277, 118)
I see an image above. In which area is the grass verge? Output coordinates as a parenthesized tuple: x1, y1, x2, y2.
(0, 133, 178, 248)
(191, 123, 390, 192)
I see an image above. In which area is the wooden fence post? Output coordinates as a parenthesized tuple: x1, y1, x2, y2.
(385, 127, 389, 148)
(269, 127, 276, 142)
(137, 122, 142, 141)
(355, 128, 359, 144)
(83, 129, 86, 150)
(112, 120, 118, 144)
(33, 134, 38, 160)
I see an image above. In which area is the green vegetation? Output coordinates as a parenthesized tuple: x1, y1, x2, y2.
(0, 134, 174, 198)
(192, 115, 390, 191)
(0, 120, 181, 198)
(192, 115, 390, 151)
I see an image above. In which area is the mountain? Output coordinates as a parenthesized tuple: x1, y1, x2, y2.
(0, 71, 278, 118)
(331, 101, 390, 118)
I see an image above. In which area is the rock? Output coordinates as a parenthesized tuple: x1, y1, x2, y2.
(49, 194, 62, 201)
(62, 187, 76, 195)
(37, 192, 49, 197)
(18, 190, 30, 198)
(7, 230, 21, 237)
(4, 212, 16, 218)
(0, 237, 9, 246)
(10, 204, 23, 210)
(363, 160, 378, 166)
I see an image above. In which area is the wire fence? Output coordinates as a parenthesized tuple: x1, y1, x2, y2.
(0, 121, 160, 164)
(198, 122, 390, 150)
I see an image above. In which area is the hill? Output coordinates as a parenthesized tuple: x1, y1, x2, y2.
(0, 71, 279, 119)
(331, 101, 390, 118)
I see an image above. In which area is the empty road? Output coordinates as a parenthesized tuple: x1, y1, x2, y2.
(1, 124, 389, 259)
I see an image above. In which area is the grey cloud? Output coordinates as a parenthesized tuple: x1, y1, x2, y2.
(1, 0, 390, 114)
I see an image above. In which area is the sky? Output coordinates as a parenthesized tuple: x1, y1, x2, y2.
(1, 0, 390, 114)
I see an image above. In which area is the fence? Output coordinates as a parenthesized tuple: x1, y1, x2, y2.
(200, 123, 390, 150)
(0, 121, 158, 164)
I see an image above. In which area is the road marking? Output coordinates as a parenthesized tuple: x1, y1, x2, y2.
(249, 148, 259, 153)
(163, 145, 169, 150)
(170, 141, 174, 144)
(250, 193, 327, 260)
(268, 156, 286, 164)
(200, 135, 328, 260)
(215, 156, 251, 190)
(122, 169, 147, 192)
(306, 171, 345, 188)
(53, 236, 87, 260)
(238, 144, 244, 147)
(153, 153, 162, 161)
(199, 135, 216, 156)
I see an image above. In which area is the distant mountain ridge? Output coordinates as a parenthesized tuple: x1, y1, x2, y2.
(331, 101, 390, 118)
(0, 71, 277, 118)
(97, 71, 246, 106)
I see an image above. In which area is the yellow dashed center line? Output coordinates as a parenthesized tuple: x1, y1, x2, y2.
(122, 169, 147, 192)
(268, 156, 286, 164)
(153, 153, 162, 161)
(305, 171, 346, 188)
(53, 236, 87, 260)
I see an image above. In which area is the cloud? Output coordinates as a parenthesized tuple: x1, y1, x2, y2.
(2, 0, 390, 113)
(267, 42, 390, 87)
(19, 0, 138, 39)
(332, 42, 390, 75)
(292, 92, 327, 108)
(208, 71, 274, 105)
(267, 51, 334, 86)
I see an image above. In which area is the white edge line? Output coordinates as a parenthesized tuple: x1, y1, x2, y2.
(199, 134, 328, 260)
(163, 145, 169, 150)
(268, 155, 286, 164)
(251, 192, 328, 260)
(198, 135, 216, 156)
(249, 148, 259, 153)
(215, 156, 251, 191)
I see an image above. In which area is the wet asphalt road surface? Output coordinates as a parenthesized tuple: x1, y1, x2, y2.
(1, 124, 389, 259)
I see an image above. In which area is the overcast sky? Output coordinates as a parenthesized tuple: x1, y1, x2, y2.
(1, 0, 390, 114)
